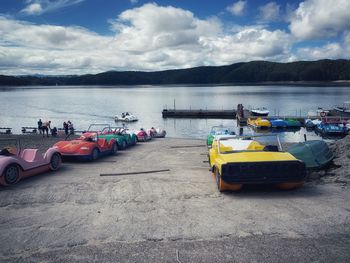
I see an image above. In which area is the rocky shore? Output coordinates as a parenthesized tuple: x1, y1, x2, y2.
(324, 135, 350, 185)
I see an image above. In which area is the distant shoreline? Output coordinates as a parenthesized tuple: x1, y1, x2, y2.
(1, 59, 350, 87)
(1, 81, 350, 89)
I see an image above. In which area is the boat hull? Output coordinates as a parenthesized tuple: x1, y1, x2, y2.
(330, 109, 350, 117)
(251, 111, 269, 117)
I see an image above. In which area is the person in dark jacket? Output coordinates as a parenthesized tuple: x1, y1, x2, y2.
(63, 121, 68, 135)
(37, 119, 43, 134)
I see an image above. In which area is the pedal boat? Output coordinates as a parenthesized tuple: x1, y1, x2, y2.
(209, 135, 306, 192)
(247, 118, 271, 129)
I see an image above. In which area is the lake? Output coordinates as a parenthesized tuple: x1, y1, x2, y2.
(0, 85, 349, 142)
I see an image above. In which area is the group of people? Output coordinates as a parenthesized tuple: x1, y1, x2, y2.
(37, 119, 52, 137)
(37, 119, 74, 137)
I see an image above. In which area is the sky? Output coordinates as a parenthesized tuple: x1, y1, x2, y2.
(0, 0, 349, 75)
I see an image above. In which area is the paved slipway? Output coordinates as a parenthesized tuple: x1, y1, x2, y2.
(0, 137, 349, 262)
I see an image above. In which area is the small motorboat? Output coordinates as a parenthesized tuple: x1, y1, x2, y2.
(248, 118, 271, 129)
(315, 122, 347, 135)
(251, 107, 269, 116)
(115, 112, 138, 122)
(305, 119, 322, 129)
(270, 119, 288, 129)
(287, 140, 334, 169)
(330, 101, 350, 117)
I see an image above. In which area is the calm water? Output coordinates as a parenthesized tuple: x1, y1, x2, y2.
(0, 85, 349, 142)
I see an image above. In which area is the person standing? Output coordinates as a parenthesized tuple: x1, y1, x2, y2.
(42, 120, 51, 137)
(63, 121, 68, 135)
(68, 120, 74, 135)
(37, 119, 43, 134)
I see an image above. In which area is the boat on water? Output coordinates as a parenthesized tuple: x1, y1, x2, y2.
(251, 107, 269, 116)
(247, 118, 271, 129)
(115, 112, 138, 122)
(330, 101, 350, 117)
(315, 122, 347, 136)
(287, 140, 334, 169)
(270, 119, 288, 129)
(207, 125, 236, 147)
(304, 119, 322, 129)
(285, 119, 301, 128)
(285, 119, 302, 128)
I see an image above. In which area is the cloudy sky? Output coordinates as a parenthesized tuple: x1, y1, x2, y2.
(0, 0, 349, 75)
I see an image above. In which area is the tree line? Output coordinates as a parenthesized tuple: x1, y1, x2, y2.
(1, 59, 350, 86)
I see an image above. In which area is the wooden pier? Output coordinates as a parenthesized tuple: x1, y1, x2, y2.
(0, 127, 12, 134)
(162, 109, 236, 119)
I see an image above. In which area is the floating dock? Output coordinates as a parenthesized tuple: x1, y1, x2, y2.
(0, 127, 12, 134)
(162, 109, 236, 119)
(162, 106, 348, 126)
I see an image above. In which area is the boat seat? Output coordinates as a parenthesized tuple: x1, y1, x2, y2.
(263, 145, 279, 152)
(21, 149, 40, 162)
(0, 147, 16, 156)
(220, 139, 253, 151)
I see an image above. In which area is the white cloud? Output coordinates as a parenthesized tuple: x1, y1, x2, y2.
(110, 4, 222, 53)
(20, 0, 85, 16)
(258, 2, 280, 22)
(297, 43, 343, 60)
(200, 28, 293, 64)
(227, 1, 247, 16)
(289, 0, 350, 40)
(0, 4, 295, 75)
(0, 16, 117, 74)
(21, 3, 43, 15)
(0, 17, 110, 50)
(296, 31, 350, 60)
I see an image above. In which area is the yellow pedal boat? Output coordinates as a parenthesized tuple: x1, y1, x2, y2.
(247, 118, 271, 129)
(209, 135, 306, 192)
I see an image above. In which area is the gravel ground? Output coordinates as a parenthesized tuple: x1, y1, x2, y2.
(0, 134, 349, 262)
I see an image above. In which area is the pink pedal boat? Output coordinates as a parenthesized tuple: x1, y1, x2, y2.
(0, 139, 62, 186)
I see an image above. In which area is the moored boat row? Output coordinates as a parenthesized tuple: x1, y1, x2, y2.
(247, 117, 302, 129)
(0, 124, 166, 186)
(306, 118, 349, 136)
(246, 116, 349, 136)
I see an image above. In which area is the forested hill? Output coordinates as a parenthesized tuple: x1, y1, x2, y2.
(1, 59, 350, 86)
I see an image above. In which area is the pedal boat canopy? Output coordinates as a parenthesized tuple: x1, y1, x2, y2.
(287, 140, 334, 169)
